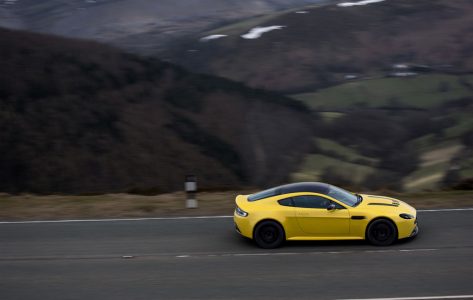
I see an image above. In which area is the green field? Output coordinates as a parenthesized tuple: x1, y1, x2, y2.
(404, 139, 471, 191)
(292, 74, 473, 110)
(444, 112, 473, 138)
(302, 137, 469, 192)
(403, 163, 449, 191)
(460, 156, 473, 178)
(315, 138, 377, 164)
(291, 154, 376, 184)
(319, 112, 345, 122)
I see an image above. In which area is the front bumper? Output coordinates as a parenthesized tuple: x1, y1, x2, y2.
(410, 219, 419, 237)
(397, 215, 419, 239)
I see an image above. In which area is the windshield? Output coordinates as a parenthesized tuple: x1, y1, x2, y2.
(327, 185, 359, 207)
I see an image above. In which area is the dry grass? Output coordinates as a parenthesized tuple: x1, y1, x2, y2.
(0, 190, 472, 221)
(0, 191, 249, 221)
(420, 144, 463, 168)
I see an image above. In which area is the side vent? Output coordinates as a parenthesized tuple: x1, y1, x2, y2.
(368, 201, 400, 207)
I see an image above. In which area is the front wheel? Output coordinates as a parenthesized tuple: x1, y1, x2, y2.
(366, 219, 398, 246)
(254, 221, 285, 249)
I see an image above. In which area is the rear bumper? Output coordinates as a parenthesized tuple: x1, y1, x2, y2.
(234, 212, 253, 239)
(235, 222, 241, 233)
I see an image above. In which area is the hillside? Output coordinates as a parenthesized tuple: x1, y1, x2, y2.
(0, 28, 313, 194)
(1, 0, 472, 194)
(290, 74, 473, 191)
(155, 0, 473, 192)
(165, 0, 473, 93)
(0, 0, 327, 55)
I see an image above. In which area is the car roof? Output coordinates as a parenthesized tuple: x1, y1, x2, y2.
(248, 182, 330, 201)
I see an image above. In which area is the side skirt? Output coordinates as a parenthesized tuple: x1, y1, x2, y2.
(287, 236, 364, 241)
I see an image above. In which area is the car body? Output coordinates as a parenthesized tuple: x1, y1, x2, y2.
(234, 182, 418, 248)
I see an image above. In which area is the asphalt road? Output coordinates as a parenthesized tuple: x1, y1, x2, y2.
(0, 209, 472, 300)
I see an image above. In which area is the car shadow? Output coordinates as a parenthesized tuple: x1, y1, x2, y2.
(285, 239, 367, 249)
(232, 235, 418, 250)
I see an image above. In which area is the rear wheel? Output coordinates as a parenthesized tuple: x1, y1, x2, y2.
(366, 219, 397, 246)
(254, 221, 285, 249)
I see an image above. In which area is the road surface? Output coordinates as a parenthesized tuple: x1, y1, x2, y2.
(0, 209, 472, 299)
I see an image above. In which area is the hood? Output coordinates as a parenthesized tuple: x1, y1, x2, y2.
(362, 194, 401, 207)
(359, 194, 416, 214)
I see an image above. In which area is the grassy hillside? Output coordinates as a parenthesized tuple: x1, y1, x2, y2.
(0, 28, 313, 194)
(293, 75, 473, 110)
(289, 74, 473, 191)
(167, 0, 473, 93)
(2, 0, 473, 194)
(172, 0, 473, 192)
(291, 154, 376, 184)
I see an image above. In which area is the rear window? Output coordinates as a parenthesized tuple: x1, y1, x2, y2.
(248, 187, 279, 201)
(278, 198, 294, 207)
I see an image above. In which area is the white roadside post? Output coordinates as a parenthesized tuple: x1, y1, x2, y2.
(185, 175, 198, 208)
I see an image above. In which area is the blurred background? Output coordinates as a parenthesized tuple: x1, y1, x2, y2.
(0, 0, 472, 199)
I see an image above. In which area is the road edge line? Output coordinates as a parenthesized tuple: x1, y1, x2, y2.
(337, 294, 473, 300)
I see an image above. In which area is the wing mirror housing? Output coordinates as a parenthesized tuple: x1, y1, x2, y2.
(327, 203, 336, 211)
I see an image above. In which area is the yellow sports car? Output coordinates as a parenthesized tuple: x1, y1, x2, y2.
(234, 182, 418, 248)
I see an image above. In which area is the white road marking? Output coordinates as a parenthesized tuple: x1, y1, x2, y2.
(418, 208, 473, 212)
(398, 248, 437, 252)
(363, 249, 436, 253)
(0, 248, 443, 262)
(337, 295, 473, 300)
(173, 248, 438, 259)
(0, 215, 233, 224)
(0, 207, 471, 224)
(232, 253, 272, 257)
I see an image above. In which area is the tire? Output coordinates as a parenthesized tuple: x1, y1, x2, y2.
(366, 219, 398, 246)
(254, 221, 285, 249)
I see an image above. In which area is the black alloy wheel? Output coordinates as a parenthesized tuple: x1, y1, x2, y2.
(366, 219, 398, 246)
(254, 221, 285, 249)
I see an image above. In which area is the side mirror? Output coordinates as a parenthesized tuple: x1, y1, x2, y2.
(327, 203, 336, 211)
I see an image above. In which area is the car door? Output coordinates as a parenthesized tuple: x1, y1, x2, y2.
(293, 194, 350, 236)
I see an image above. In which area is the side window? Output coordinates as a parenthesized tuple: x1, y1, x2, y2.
(293, 195, 331, 209)
(278, 198, 294, 207)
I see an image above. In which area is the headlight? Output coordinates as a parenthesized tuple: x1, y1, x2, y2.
(400, 213, 414, 219)
(235, 206, 248, 217)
